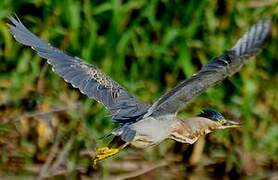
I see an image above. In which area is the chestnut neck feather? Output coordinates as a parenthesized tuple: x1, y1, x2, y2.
(170, 117, 219, 144)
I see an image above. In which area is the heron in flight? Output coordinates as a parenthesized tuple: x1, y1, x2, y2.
(8, 16, 271, 163)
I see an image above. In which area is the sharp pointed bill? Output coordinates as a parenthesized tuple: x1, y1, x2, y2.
(8, 16, 149, 124)
(145, 19, 271, 117)
(218, 119, 241, 129)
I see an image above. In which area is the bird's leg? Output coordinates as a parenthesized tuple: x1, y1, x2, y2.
(93, 137, 129, 164)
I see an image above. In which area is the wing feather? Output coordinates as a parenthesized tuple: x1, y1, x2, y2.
(146, 19, 271, 116)
(8, 16, 149, 123)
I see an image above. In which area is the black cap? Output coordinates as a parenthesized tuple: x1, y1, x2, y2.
(198, 109, 224, 121)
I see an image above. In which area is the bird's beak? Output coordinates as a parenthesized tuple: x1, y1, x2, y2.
(219, 119, 241, 129)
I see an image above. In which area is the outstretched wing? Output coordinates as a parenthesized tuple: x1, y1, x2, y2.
(146, 19, 271, 116)
(8, 16, 149, 124)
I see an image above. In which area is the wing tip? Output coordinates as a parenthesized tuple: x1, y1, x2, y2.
(7, 14, 22, 28)
(231, 18, 272, 58)
(259, 18, 272, 28)
(7, 14, 31, 46)
(257, 18, 272, 38)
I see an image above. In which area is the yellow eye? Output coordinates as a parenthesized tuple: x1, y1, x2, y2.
(219, 119, 226, 125)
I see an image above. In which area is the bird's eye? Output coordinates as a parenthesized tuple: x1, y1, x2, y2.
(219, 119, 226, 125)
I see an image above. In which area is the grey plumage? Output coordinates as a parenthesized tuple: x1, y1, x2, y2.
(8, 16, 271, 149)
(120, 127, 136, 142)
(145, 19, 271, 117)
(8, 16, 149, 124)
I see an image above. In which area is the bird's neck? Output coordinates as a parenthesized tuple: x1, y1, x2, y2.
(169, 117, 219, 144)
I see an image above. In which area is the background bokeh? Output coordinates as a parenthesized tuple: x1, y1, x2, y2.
(0, 0, 277, 179)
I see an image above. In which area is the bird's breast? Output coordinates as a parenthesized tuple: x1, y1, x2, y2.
(129, 115, 175, 148)
(131, 135, 156, 148)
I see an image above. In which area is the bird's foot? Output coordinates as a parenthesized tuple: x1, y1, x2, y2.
(93, 147, 119, 165)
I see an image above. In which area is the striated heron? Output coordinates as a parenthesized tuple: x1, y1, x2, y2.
(8, 16, 271, 163)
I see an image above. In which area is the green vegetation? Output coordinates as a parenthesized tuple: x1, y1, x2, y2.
(0, 0, 277, 179)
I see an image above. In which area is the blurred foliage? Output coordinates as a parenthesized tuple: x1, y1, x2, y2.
(0, 0, 277, 179)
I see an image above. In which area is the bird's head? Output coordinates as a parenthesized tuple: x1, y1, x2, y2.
(198, 109, 241, 129)
(169, 109, 241, 144)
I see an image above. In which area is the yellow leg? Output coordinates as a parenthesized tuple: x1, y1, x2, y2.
(93, 143, 129, 165)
